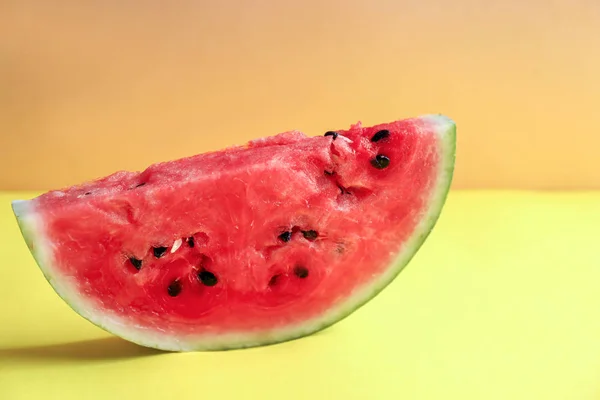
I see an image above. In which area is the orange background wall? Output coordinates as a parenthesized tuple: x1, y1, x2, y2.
(1, 1, 599, 191)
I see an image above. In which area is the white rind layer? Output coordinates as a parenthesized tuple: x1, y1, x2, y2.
(12, 114, 456, 352)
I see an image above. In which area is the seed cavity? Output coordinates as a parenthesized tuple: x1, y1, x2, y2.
(370, 154, 390, 169)
(324, 170, 334, 176)
(167, 279, 182, 297)
(371, 129, 390, 142)
(337, 184, 351, 195)
(198, 269, 218, 286)
(278, 231, 292, 243)
(302, 230, 318, 241)
(294, 266, 309, 279)
(129, 257, 142, 270)
(268, 274, 281, 287)
(324, 131, 338, 140)
(187, 237, 195, 248)
(153, 246, 168, 258)
(171, 239, 183, 253)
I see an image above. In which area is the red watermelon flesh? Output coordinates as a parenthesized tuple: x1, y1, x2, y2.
(12, 114, 456, 351)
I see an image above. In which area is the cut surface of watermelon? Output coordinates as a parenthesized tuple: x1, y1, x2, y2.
(12, 114, 456, 351)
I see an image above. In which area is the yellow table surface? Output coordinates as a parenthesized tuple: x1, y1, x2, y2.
(1, 190, 600, 399)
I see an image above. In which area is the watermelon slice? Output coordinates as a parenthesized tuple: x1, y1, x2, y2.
(12, 114, 456, 351)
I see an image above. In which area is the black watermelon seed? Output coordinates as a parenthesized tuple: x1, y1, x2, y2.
(371, 129, 390, 142)
(294, 266, 309, 279)
(324, 170, 334, 176)
(302, 230, 318, 240)
(153, 246, 168, 258)
(136, 182, 146, 188)
(324, 131, 338, 140)
(268, 274, 281, 287)
(187, 237, 195, 248)
(278, 231, 292, 243)
(167, 280, 182, 297)
(129, 257, 142, 270)
(84, 192, 92, 196)
(198, 270, 218, 286)
(370, 154, 390, 169)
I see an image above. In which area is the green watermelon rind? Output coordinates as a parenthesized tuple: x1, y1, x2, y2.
(12, 114, 456, 352)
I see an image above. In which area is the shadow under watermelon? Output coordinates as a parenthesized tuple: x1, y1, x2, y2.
(0, 337, 164, 363)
